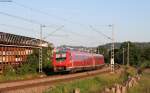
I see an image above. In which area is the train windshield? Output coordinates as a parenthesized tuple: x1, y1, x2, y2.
(55, 52, 66, 62)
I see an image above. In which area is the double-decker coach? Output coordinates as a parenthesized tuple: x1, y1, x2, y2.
(52, 48, 105, 72)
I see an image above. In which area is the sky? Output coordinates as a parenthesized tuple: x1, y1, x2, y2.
(0, 0, 150, 47)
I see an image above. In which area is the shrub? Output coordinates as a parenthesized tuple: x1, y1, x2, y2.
(120, 67, 130, 82)
(16, 53, 39, 75)
(140, 60, 150, 68)
(3, 65, 16, 80)
(17, 63, 36, 75)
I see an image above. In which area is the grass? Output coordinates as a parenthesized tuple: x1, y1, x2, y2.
(44, 73, 123, 93)
(126, 66, 137, 76)
(44, 66, 139, 93)
(128, 71, 150, 93)
(0, 73, 39, 82)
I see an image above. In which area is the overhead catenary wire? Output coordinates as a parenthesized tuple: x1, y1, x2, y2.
(61, 27, 93, 40)
(0, 12, 70, 42)
(48, 34, 68, 37)
(13, 1, 89, 29)
(13, 1, 68, 22)
(1, 1, 101, 43)
(89, 25, 112, 40)
(43, 25, 65, 39)
(0, 0, 12, 2)
(0, 6, 90, 40)
(0, 12, 108, 47)
(0, 23, 37, 32)
(1, 1, 91, 33)
(68, 30, 92, 38)
(0, 23, 41, 38)
(43, 27, 95, 46)
(0, 1, 113, 47)
(0, 12, 65, 38)
(0, 11, 42, 25)
(66, 36, 86, 46)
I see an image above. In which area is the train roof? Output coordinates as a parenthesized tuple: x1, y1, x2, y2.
(55, 47, 104, 57)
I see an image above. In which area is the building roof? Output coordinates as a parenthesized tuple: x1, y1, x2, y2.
(0, 32, 50, 47)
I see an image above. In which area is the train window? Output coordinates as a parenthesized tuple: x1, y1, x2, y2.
(56, 54, 61, 58)
(56, 57, 66, 62)
(56, 53, 66, 62)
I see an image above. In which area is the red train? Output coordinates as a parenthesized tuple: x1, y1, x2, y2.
(52, 49, 105, 72)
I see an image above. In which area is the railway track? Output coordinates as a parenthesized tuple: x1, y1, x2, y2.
(0, 67, 111, 93)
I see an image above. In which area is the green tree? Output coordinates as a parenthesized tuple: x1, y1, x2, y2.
(3, 65, 16, 77)
(42, 46, 54, 74)
(98, 42, 150, 68)
(97, 46, 110, 63)
(115, 41, 141, 66)
(140, 47, 150, 68)
(17, 49, 39, 75)
(16, 46, 53, 75)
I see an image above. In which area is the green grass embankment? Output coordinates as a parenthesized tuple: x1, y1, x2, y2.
(45, 66, 138, 93)
(0, 73, 39, 82)
(128, 70, 150, 93)
(45, 72, 125, 93)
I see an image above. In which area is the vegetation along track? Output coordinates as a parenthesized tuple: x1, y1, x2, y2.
(0, 66, 115, 93)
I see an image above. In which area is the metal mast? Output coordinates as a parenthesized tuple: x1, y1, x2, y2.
(89, 24, 115, 72)
(127, 42, 130, 66)
(110, 24, 115, 72)
(123, 48, 125, 65)
(39, 24, 45, 73)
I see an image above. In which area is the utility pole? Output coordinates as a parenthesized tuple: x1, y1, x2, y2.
(123, 48, 125, 65)
(110, 24, 115, 73)
(89, 24, 115, 72)
(127, 42, 130, 66)
(39, 24, 45, 73)
(38, 25, 64, 73)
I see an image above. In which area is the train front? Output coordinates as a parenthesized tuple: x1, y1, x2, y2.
(52, 49, 70, 72)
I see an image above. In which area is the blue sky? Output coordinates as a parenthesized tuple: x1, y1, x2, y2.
(0, 0, 150, 47)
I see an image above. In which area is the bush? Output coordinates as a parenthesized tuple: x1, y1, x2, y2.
(140, 60, 150, 68)
(3, 65, 16, 80)
(17, 63, 37, 75)
(2, 47, 52, 80)
(16, 52, 39, 75)
(120, 67, 130, 82)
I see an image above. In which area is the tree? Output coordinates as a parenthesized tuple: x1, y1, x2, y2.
(115, 41, 141, 66)
(42, 46, 54, 74)
(16, 46, 53, 75)
(140, 47, 150, 68)
(98, 42, 150, 68)
(97, 46, 110, 63)
(17, 49, 39, 75)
